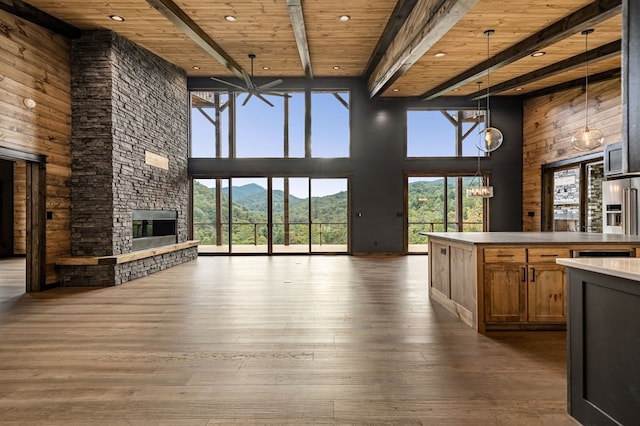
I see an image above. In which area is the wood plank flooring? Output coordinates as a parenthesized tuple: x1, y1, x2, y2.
(0, 255, 578, 425)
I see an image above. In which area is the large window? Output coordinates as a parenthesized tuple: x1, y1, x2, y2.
(407, 110, 486, 157)
(406, 175, 487, 253)
(190, 90, 349, 159)
(311, 92, 350, 157)
(194, 177, 349, 254)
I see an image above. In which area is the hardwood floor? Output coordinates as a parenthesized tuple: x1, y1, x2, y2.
(0, 255, 577, 425)
(0, 257, 26, 307)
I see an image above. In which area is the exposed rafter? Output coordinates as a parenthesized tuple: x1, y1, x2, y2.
(468, 40, 621, 99)
(0, 0, 80, 38)
(362, 0, 419, 79)
(286, 0, 313, 79)
(421, 0, 622, 100)
(523, 67, 621, 99)
(145, 0, 247, 81)
(367, 0, 480, 99)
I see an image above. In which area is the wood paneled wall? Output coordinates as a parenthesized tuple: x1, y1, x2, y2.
(0, 9, 72, 283)
(522, 78, 623, 231)
(13, 162, 26, 255)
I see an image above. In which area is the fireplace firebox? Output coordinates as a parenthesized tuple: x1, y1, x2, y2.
(132, 210, 177, 251)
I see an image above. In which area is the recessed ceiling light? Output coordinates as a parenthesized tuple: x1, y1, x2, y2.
(192, 66, 200, 70)
(433, 52, 446, 58)
(531, 51, 545, 57)
(262, 66, 270, 70)
(392, 88, 400, 92)
(333, 65, 341, 70)
(224, 15, 238, 22)
(452, 88, 461, 92)
(109, 15, 125, 22)
(515, 87, 524, 91)
(338, 15, 351, 22)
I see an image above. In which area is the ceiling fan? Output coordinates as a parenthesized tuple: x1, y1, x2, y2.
(210, 54, 287, 107)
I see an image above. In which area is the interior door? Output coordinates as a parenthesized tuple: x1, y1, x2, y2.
(0, 159, 14, 257)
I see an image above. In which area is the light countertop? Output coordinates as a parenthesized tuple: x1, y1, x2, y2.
(420, 232, 640, 245)
(556, 257, 640, 282)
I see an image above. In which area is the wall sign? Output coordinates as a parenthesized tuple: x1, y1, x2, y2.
(145, 151, 169, 170)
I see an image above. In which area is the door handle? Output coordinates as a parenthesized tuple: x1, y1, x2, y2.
(630, 188, 638, 235)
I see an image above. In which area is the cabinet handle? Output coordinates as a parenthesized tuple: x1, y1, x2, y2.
(440, 247, 447, 255)
(530, 267, 536, 282)
(522, 267, 527, 282)
(497, 254, 514, 257)
(540, 254, 558, 257)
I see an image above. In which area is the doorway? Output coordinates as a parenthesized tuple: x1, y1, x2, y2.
(0, 159, 14, 258)
(0, 148, 46, 293)
(542, 155, 604, 232)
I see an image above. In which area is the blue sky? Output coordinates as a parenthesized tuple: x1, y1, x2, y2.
(191, 93, 480, 197)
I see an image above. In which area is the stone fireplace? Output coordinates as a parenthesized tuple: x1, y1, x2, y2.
(132, 210, 177, 251)
(59, 30, 197, 287)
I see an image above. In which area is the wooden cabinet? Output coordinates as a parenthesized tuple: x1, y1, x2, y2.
(483, 247, 567, 328)
(426, 233, 640, 333)
(484, 263, 526, 323)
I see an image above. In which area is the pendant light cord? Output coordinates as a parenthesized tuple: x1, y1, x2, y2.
(484, 30, 494, 127)
(584, 30, 590, 130)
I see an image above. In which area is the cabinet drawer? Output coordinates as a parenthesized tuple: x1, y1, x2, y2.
(484, 248, 526, 263)
(528, 248, 571, 263)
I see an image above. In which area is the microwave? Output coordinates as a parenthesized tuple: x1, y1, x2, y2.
(604, 141, 623, 177)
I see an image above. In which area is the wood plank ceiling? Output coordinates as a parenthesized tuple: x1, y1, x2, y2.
(13, 0, 622, 99)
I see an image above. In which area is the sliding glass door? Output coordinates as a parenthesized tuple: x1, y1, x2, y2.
(406, 175, 486, 253)
(193, 177, 349, 254)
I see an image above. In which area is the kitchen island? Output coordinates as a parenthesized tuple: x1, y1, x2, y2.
(423, 232, 640, 333)
(556, 257, 640, 425)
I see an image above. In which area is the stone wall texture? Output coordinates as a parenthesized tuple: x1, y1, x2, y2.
(59, 247, 198, 287)
(67, 30, 192, 286)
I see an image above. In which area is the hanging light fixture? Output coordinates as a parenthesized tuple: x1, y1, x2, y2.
(469, 81, 494, 198)
(571, 29, 604, 151)
(476, 29, 503, 153)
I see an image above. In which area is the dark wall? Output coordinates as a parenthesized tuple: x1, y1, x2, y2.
(71, 31, 189, 256)
(188, 77, 524, 253)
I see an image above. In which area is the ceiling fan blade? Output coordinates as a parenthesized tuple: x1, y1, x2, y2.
(242, 93, 253, 106)
(255, 93, 275, 107)
(258, 79, 284, 90)
(210, 77, 246, 91)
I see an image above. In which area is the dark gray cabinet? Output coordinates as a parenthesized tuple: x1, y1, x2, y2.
(566, 267, 640, 425)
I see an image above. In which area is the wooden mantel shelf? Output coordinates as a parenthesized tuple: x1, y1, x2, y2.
(55, 240, 200, 266)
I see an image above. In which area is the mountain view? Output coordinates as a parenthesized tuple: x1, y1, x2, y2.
(193, 179, 483, 246)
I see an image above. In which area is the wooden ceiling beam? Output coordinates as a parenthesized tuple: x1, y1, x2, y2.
(421, 0, 623, 101)
(367, 0, 480, 99)
(523, 67, 621, 99)
(145, 0, 247, 80)
(287, 0, 313, 79)
(468, 40, 621, 99)
(362, 0, 420, 79)
(0, 0, 81, 38)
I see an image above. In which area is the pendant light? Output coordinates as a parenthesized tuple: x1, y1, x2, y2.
(476, 29, 503, 153)
(468, 82, 494, 198)
(571, 29, 604, 151)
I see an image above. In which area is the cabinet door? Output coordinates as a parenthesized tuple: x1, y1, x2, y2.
(430, 242, 450, 297)
(527, 264, 566, 322)
(484, 264, 526, 322)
